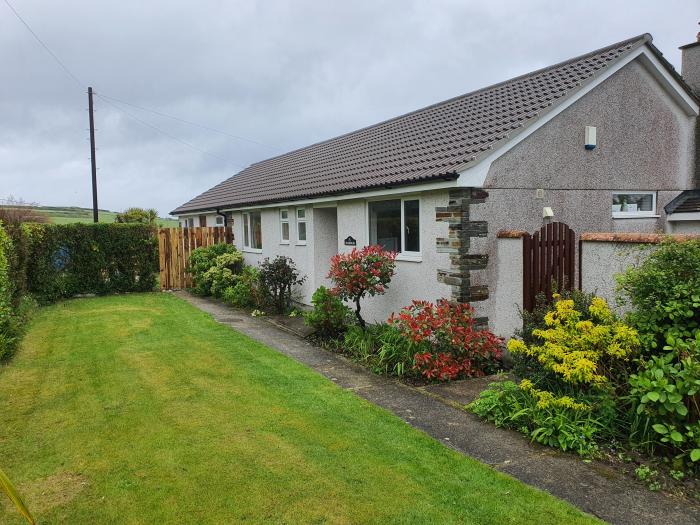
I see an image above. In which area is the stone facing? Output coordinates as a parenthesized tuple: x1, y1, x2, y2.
(435, 188, 490, 306)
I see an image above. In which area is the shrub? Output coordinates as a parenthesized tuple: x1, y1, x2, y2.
(472, 295, 639, 455)
(328, 246, 396, 328)
(628, 346, 700, 466)
(617, 239, 700, 354)
(0, 223, 36, 361)
(258, 256, 306, 314)
(375, 325, 415, 377)
(507, 296, 639, 389)
(115, 207, 158, 225)
(343, 324, 381, 362)
(470, 380, 605, 456)
(513, 289, 596, 384)
(221, 266, 262, 308)
(202, 252, 245, 298)
(304, 286, 353, 339)
(188, 243, 240, 295)
(23, 223, 158, 303)
(389, 299, 503, 381)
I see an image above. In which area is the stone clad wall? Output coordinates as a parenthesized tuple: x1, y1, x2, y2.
(435, 188, 490, 326)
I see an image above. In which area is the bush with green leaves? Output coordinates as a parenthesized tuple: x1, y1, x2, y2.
(222, 266, 263, 308)
(341, 323, 416, 378)
(617, 239, 700, 354)
(258, 256, 306, 314)
(617, 240, 700, 468)
(202, 252, 245, 298)
(470, 380, 608, 456)
(304, 286, 353, 339)
(188, 243, 240, 295)
(0, 223, 37, 362)
(21, 223, 158, 303)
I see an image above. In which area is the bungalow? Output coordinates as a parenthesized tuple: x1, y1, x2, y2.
(173, 33, 700, 333)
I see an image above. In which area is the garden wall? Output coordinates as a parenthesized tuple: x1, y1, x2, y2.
(491, 230, 700, 338)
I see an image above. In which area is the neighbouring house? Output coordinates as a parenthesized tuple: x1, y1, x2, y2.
(173, 33, 700, 334)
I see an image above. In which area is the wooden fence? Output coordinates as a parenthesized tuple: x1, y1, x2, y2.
(158, 226, 234, 290)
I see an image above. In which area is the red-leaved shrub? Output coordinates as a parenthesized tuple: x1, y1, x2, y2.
(328, 245, 396, 328)
(389, 299, 503, 381)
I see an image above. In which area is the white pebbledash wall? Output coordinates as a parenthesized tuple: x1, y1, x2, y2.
(188, 189, 454, 323)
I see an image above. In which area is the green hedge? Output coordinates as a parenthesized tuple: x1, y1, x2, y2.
(0, 223, 13, 359)
(9, 223, 159, 304)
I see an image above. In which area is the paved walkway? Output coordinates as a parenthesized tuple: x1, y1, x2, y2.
(176, 291, 700, 525)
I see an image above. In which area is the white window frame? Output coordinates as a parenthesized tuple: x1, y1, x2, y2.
(280, 209, 290, 244)
(366, 196, 421, 262)
(612, 191, 658, 219)
(215, 215, 224, 226)
(242, 211, 263, 253)
(296, 208, 307, 245)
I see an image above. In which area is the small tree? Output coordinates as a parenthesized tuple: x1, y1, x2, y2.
(115, 207, 158, 225)
(258, 256, 306, 314)
(328, 245, 396, 329)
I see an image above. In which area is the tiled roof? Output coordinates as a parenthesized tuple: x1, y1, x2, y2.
(665, 190, 700, 214)
(173, 34, 653, 214)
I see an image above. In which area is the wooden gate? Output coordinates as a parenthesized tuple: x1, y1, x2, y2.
(158, 226, 234, 290)
(522, 222, 576, 311)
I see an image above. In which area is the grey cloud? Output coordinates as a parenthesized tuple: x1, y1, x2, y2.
(1, 0, 697, 215)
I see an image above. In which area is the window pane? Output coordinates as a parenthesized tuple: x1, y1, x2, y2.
(369, 200, 401, 252)
(281, 221, 289, 241)
(613, 193, 654, 212)
(251, 212, 262, 249)
(404, 200, 420, 252)
(199, 215, 207, 227)
(216, 216, 224, 225)
(298, 221, 307, 241)
(243, 214, 250, 246)
(297, 208, 306, 219)
(280, 210, 288, 219)
(188, 218, 194, 228)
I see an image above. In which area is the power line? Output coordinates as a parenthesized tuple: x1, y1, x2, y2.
(95, 94, 245, 168)
(3, 0, 84, 88)
(95, 92, 278, 151)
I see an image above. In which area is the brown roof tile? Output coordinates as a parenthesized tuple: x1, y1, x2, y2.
(173, 34, 652, 214)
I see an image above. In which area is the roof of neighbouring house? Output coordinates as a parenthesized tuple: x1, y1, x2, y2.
(665, 190, 700, 214)
(172, 33, 694, 215)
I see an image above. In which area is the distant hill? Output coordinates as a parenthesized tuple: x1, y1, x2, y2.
(3, 205, 179, 227)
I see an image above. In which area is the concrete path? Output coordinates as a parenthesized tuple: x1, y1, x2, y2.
(175, 291, 700, 525)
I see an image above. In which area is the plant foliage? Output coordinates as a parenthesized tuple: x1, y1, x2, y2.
(304, 286, 353, 339)
(258, 256, 306, 314)
(188, 243, 240, 296)
(328, 245, 396, 328)
(389, 299, 503, 381)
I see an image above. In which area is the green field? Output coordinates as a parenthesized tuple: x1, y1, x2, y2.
(5, 206, 178, 227)
(0, 294, 599, 524)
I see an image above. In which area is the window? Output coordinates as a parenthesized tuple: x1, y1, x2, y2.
(198, 215, 207, 227)
(296, 208, 307, 244)
(368, 198, 420, 255)
(243, 211, 262, 250)
(280, 210, 290, 243)
(612, 192, 657, 218)
(187, 218, 194, 228)
(215, 216, 224, 225)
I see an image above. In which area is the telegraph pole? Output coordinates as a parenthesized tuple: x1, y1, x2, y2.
(88, 86, 98, 222)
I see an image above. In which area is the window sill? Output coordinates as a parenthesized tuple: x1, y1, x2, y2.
(396, 253, 422, 263)
(242, 247, 263, 254)
(280, 241, 290, 245)
(612, 213, 660, 219)
(296, 241, 307, 246)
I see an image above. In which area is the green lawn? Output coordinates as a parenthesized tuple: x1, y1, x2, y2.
(0, 294, 599, 524)
(37, 206, 178, 227)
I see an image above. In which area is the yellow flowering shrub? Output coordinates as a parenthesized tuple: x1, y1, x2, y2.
(519, 379, 590, 411)
(507, 295, 640, 387)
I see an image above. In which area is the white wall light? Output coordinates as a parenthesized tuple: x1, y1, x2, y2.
(585, 126, 597, 150)
(543, 207, 554, 218)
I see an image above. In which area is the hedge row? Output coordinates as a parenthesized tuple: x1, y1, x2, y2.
(6, 223, 159, 304)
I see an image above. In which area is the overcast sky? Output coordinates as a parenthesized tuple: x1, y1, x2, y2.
(1, 1, 698, 216)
